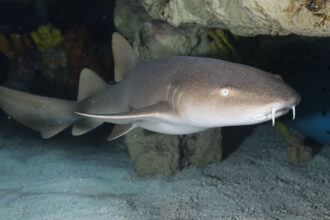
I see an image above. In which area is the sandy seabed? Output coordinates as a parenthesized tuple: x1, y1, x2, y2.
(0, 119, 329, 220)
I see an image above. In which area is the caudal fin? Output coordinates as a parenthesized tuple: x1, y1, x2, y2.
(0, 33, 133, 139)
(0, 86, 78, 138)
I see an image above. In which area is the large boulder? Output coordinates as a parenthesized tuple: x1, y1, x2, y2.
(114, 0, 153, 43)
(133, 21, 214, 60)
(124, 128, 181, 176)
(141, 0, 330, 37)
(114, 0, 215, 60)
(125, 128, 223, 176)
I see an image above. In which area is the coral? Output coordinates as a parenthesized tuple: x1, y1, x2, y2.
(39, 48, 67, 81)
(0, 33, 14, 59)
(1, 25, 111, 99)
(0, 32, 38, 91)
(277, 121, 292, 141)
(287, 137, 314, 163)
(0, 32, 34, 59)
(10, 33, 27, 55)
(277, 121, 313, 163)
(205, 28, 242, 62)
(5, 50, 39, 91)
(60, 27, 108, 98)
(31, 23, 63, 52)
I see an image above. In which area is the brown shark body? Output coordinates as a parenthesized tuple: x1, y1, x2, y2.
(0, 33, 301, 140)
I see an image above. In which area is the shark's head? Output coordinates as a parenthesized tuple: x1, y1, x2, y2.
(173, 58, 301, 128)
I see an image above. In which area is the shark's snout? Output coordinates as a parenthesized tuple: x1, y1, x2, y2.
(251, 93, 301, 126)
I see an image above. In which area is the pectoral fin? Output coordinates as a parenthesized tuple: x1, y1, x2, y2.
(75, 102, 173, 124)
(107, 124, 135, 141)
(72, 118, 103, 136)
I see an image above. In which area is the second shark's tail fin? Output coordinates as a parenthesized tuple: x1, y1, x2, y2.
(0, 86, 78, 138)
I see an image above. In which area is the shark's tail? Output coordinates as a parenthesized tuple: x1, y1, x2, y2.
(0, 68, 107, 139)
(0, 85, 78, 138)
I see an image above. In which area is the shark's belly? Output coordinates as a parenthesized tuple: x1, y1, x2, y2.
(134, 120, 206, 135)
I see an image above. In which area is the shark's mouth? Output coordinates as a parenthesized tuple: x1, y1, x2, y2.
(251, 106, 296, 126)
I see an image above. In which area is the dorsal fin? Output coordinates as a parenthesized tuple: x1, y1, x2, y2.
(77, 68, 108, 102)
(112, 32, 139, 82)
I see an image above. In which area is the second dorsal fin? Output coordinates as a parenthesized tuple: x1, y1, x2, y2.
(77, 68, 108, 102)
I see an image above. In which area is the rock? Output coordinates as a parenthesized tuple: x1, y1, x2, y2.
(133, 21, 214, 60)
(141, 0, 330, 37)
(114, 0, 215, 60)
(114, 0, 153, 43)
(125, 127, 223, 176)
(182, 128, 222, 167)
(124, 128, 181, 176)
(287, 136, 313, 163)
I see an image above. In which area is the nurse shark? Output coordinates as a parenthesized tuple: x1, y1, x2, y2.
(0, 33, 301, 140)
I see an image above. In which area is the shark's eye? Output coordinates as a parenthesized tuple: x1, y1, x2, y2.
(220, 88, 229, 96)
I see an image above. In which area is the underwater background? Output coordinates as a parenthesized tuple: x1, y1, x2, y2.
(0, 0, 329, 219)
